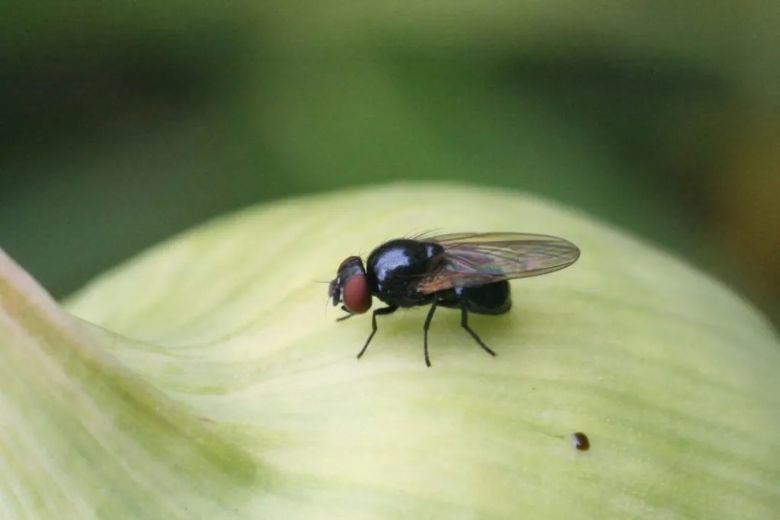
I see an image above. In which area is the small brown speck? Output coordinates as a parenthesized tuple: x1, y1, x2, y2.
(571, 432, 590, 451)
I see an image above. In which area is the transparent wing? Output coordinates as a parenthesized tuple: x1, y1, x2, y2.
(416, 232, 580, 294)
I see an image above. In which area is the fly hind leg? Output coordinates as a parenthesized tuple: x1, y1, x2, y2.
(421, 300, 440, 367)
(460, 305, 497, 358)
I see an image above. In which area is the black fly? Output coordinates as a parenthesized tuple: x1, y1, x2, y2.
(328, 232, 580, 367)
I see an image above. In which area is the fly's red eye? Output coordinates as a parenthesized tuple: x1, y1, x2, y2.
(342, 274, 372, 314)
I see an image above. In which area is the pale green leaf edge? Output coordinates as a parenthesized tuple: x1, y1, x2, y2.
(0, 253, 264, 520)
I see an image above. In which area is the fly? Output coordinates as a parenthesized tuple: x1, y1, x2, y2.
(328, 232, 580, 367)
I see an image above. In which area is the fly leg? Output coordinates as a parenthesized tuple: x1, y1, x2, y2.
(422, 300, 440, 367)
(337, 306, 354, 321)
(460, 304, 497, 357)
(356, 305, 398, 360)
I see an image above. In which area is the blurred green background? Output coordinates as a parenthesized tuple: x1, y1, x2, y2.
(1, 1, 778, 325)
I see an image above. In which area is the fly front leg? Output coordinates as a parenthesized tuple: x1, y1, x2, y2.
(356, 305, 398, 360)
(337, 306, 354, 321)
